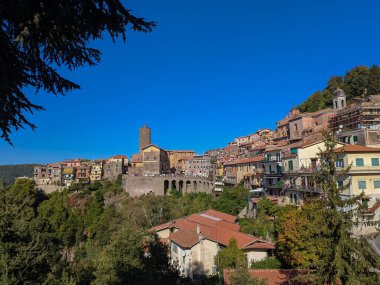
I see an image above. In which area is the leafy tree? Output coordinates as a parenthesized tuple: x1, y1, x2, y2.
(217, 238, 247, 271)
(298, 65, 380, 113)
(0, 0, 155, 144)
(212, 185, 248, 215)
(276, 202, 324, 269)
(250, 257, 282, 269)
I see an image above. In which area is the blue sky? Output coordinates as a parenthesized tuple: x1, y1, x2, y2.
(1, 0, 380, 164)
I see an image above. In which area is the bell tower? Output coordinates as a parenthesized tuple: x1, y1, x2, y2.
(333, 88, 346, 110)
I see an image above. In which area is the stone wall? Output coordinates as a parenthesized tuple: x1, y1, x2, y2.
(37, 184, 65, 194)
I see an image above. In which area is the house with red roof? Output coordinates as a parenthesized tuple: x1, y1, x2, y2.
(150, 209, 275, 280)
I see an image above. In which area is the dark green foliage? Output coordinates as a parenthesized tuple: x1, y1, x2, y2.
(0, 179, 61, 284)
(311, 131, 380, 284)
(0, 0, 155, 144)
(250, 257, 282, 269)
(0, 179, 251, 284)
(217, 238, 247, 271)
(0, 164, 35, 185)
(298, 65, 380, 112)
(212, 185, 249, 215)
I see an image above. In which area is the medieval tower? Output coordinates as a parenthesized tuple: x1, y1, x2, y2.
(139, 124, 151, 151)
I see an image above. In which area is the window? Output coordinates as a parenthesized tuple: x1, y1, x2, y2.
(358, 180, 367, 190)
(370, 180, 380, 190)
(372, 158, 379, 166)
(335, 160, 344, 167)
(356, 158, 364, 167)
(337, 181, 343, 188)
(288, 160, 294, 171)
(353, 136, 358, 143)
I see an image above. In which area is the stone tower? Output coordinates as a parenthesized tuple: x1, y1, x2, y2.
(333, 88, 346, 110)
(139, 124, 151, 151)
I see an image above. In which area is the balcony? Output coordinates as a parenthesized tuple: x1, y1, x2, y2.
(283, 184, 322, 193)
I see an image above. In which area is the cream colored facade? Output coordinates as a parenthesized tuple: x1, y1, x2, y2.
(337, 151, 380, 197)
(90, 161, 103, 181)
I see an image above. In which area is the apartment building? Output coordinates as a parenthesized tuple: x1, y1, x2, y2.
(223, 156, 264, 188)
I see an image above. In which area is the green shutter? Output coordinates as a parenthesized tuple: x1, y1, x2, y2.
(289, 160, 293, 171)
(356, 158, 364, 166)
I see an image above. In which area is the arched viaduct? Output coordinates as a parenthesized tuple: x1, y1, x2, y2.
(122, 175, 214, 197)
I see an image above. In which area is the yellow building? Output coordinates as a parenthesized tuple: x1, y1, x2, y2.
(334, 145, 380, 197)
(334, 144, 380, 234)
(90, 161, 103, 181)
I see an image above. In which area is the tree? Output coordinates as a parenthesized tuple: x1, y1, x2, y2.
(276, 203, 324, 269)
(0, 0, 155, 144)
(0, 179, 62, 284)
(217, 238, 247, 271)
(312, 131, 380, 284)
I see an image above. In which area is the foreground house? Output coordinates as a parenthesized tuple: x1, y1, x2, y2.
(151, 209, 274, 279)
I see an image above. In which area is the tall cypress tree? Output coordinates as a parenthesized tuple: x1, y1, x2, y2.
(312, 131, 380, 284)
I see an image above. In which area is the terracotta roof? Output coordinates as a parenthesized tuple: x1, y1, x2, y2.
(202, 209, 237, 223)
(334, 144, 380, 153)
(224, 155, 265, 166)
(151, 209, 274, 251)
(224, 269, 311, 285)
(112, 154, 127, 159)
(169, 229, 199, 248)
(275, 140, 288, 147)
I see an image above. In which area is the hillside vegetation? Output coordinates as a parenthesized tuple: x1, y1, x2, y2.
(298, 65, 380, 113)
(0, 164, 35, 184)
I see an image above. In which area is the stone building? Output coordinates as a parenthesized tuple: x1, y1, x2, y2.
(103, 155, 127, 181)
(47, 163, 62, 185)
(62, 167, 75, 186)
(223, 156, 264, 188)
(167, 150, 195, 173)
(141, 145, 170, 175)
(33, 165, 49, 185)
(185, 155, 215, 178)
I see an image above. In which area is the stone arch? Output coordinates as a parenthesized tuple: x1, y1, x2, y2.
(171, 180, 177, 191)
(179, 180, 184, 193)
(193, 181, 197, 192)
(186, 181, 191, 193)
(164, 180, 169, 195)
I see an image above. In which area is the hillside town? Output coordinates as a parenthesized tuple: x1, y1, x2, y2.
(27, 88, 380, 282)
(33, 89, 380, 212)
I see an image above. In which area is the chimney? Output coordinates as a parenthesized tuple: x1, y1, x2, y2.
(196, 225, 200, 234)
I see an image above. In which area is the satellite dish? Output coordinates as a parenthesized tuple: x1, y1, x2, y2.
(339, 125, 343, 129)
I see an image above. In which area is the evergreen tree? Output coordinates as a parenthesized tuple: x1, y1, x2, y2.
(312, 131, 380, 284)
(217, 238, 247, 271)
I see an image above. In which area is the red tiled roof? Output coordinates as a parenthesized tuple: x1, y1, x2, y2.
(334, 144, 380, 153)
(224, 155, 264, 166)
(170, 229, 200, 248)
(150, 209, 274, 250)
(202, 209, 237, 223)
(224, 269, 311, 285)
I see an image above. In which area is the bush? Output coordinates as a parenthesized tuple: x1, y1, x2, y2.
(251, 257, 282, 269)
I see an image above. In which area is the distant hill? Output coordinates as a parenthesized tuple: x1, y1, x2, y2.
(0, 164, 35, 185)
(298, 65, 380, 113)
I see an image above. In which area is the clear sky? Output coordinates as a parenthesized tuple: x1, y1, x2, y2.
(1, 0, 380, 164)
